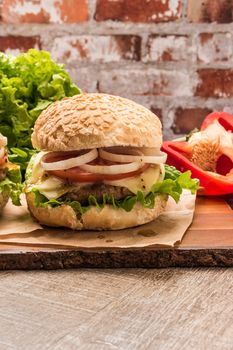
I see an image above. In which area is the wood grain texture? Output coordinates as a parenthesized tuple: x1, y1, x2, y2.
(0, 268, 233, 349)
(0, 197, 232, 269)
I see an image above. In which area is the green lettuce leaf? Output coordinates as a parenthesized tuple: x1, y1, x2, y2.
(164, 165, 199, 199)
(0, 167, 22, 205)
(8, 147, 37, 171)
(31, 166, 198, 215)
(0, 49, 81, 176)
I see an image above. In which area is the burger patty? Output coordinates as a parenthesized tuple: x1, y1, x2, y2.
(0, 168, 6, 182)
(62, 184, 133, 205)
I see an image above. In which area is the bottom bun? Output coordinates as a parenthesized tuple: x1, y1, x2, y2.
(0, 191, 9, 214)
(26, 192, 168, 230)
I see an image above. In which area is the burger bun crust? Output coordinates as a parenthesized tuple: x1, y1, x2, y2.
(32, 93, 162, 152)
(0, 191, 9, 214)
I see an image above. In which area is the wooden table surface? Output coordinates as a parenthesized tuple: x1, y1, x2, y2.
(1, 268, 233, 349)
(1, 196, 233, 269)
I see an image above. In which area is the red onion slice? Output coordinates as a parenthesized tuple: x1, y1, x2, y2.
(99, 148, 167, 164)
(41, 149, 98, 171)
(80, 161, 144, 175)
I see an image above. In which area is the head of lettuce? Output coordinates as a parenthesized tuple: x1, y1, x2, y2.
(0, 49, 81, 173)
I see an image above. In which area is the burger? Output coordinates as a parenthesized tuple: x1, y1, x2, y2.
(25, 93, 197, 230)
(0, 134, 9, 212)
(0, 133, 21, 212)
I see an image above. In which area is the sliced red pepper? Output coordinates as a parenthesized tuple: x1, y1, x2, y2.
(162, 112, 233, 196)
(201, 111, 233, 132)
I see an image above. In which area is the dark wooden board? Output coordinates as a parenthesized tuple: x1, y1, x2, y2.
(0, 196, 232, 269)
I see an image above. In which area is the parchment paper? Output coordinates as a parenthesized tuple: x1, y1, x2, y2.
(0, 196, 42, 234)
(0, 191, 196, 248)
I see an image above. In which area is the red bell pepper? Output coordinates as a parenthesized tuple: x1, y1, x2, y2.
(201, 111, 233, 131)
(162, 112, 233, 196)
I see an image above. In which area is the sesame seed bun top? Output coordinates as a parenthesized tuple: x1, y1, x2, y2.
(32, 93, 162, 151)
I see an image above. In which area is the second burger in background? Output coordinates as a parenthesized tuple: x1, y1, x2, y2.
(25, 93, 198, 230)
(0, 134, 22, 212)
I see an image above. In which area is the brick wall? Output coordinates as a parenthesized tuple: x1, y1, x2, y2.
(0, 0, 233, 139)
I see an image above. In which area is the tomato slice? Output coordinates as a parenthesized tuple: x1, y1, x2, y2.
(49, 163, 150, 183)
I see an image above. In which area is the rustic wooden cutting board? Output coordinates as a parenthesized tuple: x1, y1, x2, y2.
(0, 196, 232, 269)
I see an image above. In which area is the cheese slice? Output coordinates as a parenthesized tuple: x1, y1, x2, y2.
(26, 176, 68, 199)
(104, 164, 164, 195)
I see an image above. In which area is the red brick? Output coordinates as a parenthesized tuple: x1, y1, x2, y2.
(95, 0, 182, 23)
(50, 35, 141, 64)
(196, 69, 233, 98)
(150, 107, 163, 123)
(58, 0, 88, 23)
(197, 33, 232, 63)
(98, 69, 194, 97)
(0, 35, 41, 54)
(171, 108, 212, 134)
(187, 0, 233, 23)
(1, 0, 88, 24)
(146, 35, 189, 62)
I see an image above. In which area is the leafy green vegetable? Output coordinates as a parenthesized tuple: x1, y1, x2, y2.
(164, 165, 184, 181)
(31, 166, 199, 215)
(160, 165, 199, 202)
(8, 147, 37, 171)
(0, 167, 22, 205)
(0, 49, 81, 173)
(176, 170, 199, 194)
